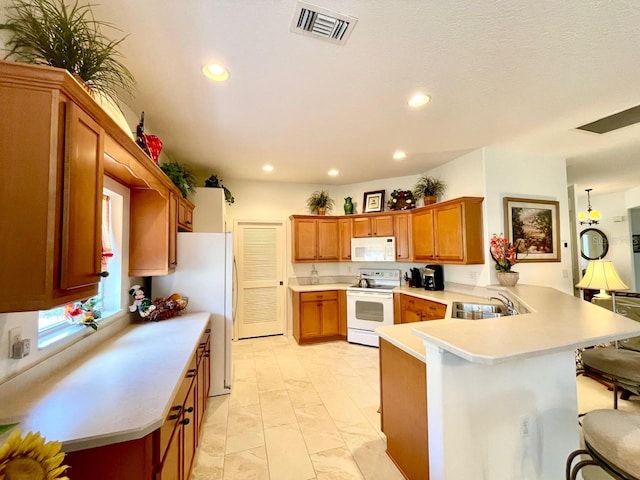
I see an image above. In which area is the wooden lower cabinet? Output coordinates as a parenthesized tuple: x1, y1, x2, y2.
(64, 329, 211, 480)
(380, 338, 428, 480)
(293, 290, 346, 344)
(394, 293, 447, 324)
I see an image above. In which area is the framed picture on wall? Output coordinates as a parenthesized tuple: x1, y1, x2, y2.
(503, 197, 561, 262)
(363, 190, 385, 213)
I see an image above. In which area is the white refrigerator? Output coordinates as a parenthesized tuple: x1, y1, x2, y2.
(153, 232, 235, 396)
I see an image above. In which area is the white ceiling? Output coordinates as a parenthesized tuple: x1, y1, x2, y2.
(4, 0, 640, 193)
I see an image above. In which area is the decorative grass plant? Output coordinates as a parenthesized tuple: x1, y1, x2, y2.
(160, 159, 197, 199)
(0, 0, 135, 101)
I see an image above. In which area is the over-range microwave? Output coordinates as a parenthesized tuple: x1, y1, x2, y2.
(351, 236, 396, 262)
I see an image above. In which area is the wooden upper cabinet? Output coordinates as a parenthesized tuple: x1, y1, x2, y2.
(129, 188, 178, 276)
(412, 209, 436, 261)
(292, 218, 318, 262)
(0, 70, 104, 312)
(352, 215, 394, 237)
(411, 197, 484, 264)
(317, 219, 339, 261)
(291, 216, 339, 262)
(394, 213, 412, 261)
(338, 218, 352, 260)
(177, 197, 194, 232)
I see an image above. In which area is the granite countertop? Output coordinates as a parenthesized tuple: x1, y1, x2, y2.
(378, 284, 640, 365)
(0, 312, 210, 452)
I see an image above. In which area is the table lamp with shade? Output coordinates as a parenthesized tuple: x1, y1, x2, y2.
(576, 260, 629, 312)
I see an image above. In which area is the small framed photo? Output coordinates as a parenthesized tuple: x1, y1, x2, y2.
(504, 197, 561, 262)
(363, 190, 385, 213)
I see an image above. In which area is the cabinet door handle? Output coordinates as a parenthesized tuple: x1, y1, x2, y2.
(186, 220, 192, 224)
(97, 271, 109, 278)
(186, 369, 196, 378)
(199, 342, 206, 348)
(180, 418, 190, 425)
(185, 406, 194, 413)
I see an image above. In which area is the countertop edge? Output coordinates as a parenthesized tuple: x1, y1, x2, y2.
(0, 312, 211, 452)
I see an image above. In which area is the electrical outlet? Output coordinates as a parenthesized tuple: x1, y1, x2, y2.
(521, 416, 530, 437)
(22, 338, 31, 356)
(469, 271, 477, 281)
(8, 327, 22, 358)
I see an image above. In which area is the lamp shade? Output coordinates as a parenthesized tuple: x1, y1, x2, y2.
(576, 260, 628, 296)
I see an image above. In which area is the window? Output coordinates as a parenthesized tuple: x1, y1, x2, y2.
(38, 186, 124, 347)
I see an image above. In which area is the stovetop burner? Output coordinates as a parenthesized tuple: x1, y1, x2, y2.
(347, 268, 401, 292)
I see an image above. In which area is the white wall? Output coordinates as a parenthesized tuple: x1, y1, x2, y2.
(429, 149, 487, 285)
(223, 147, 575, 294)
(484, 147, 574, 294)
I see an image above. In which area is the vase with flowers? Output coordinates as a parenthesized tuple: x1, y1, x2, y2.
(489, 233, 521, 286)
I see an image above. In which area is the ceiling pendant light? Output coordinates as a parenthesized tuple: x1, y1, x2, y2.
(578, 188, 601, 226)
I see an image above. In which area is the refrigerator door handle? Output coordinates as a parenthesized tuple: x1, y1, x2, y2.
(232, 257, 238, 325)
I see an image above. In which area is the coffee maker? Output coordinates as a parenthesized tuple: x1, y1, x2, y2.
(424, 264, 444, 291)
(410, 267, 423, 288)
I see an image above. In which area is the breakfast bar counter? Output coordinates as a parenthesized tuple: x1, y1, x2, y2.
(376, 284, 640, 480)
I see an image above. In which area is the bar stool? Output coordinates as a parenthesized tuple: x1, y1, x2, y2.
(581, 347, 640, 409)
(566, 409, 640, 480)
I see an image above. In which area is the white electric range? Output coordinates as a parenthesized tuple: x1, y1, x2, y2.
(346, 268, 400, 347)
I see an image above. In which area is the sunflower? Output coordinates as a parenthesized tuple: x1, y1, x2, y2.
(0, 429, 68, 480)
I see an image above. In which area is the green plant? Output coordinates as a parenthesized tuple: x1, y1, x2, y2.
(160, 160, 197, 198)
(204, 174, 234, 205)
(0, 0, 135, 101)
(306, 190, 334, 214)
(413, 174, 447, 199)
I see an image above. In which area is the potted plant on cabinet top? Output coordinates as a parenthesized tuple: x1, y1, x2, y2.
(204, 174, 235, 205)
(306, 190, 334, 215)
(0, 0, 136, 103)
(413, 174, 447, 205)
(160, 159, 197, 199)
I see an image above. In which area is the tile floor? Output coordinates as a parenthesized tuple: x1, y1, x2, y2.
(190, 336, 640, 480)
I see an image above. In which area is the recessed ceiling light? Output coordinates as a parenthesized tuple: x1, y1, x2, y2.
(328, 169, 339, 176)
(262, 165, 274, 172)
(393, 151, 407, 160)
(408, 93, 430, 107)
(202, 63, 229, 82)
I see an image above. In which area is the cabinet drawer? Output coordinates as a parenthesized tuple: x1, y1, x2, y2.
(158, 352, 197, 459)
(300, 290, 339, 302)
(158, 403, 182, 461)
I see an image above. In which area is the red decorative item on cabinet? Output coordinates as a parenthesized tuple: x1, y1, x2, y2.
(144, 134, 163, 163)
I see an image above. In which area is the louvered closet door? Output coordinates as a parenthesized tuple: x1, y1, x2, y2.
(236, 221, 286, 339)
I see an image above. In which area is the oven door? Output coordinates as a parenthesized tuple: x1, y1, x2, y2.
(347, 290, 394, 331)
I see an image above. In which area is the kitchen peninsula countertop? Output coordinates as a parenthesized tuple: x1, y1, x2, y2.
(0, 312, 210, 452)
(378, 284, 640, 365)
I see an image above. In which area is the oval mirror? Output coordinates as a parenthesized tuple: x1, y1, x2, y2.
(580, 228, 609, 260)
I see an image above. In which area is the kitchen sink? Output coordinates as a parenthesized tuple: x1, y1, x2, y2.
(451, 302, 510, 320)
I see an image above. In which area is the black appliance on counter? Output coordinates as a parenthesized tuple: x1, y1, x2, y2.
(424, 264, 444, 291)
(410, 267, 423, 288)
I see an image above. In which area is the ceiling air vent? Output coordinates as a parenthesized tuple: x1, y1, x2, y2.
(290, 1, 358, 46)
(576, 105, 640, 134)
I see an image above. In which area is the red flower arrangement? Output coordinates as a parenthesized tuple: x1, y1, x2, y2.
(489, 234, 519, 272)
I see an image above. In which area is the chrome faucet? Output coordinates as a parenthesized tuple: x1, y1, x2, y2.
(488, 293, 518, 315)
